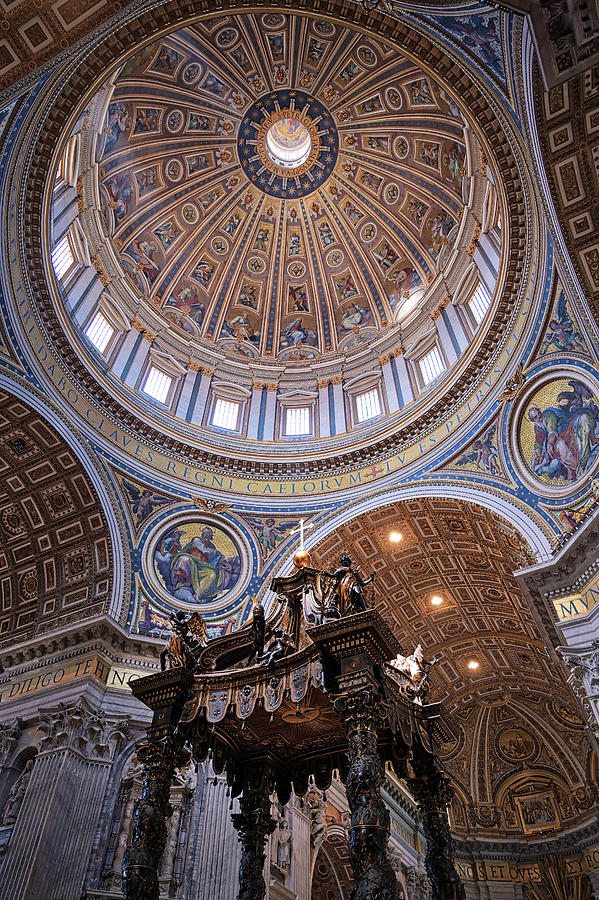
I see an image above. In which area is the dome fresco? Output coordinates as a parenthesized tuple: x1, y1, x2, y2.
(72, 12, 482, 365)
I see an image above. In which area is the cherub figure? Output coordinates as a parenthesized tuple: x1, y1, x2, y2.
(246, 516, 295, 557)
(121, 479, 166, 525)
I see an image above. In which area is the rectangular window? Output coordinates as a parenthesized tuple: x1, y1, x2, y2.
(51, 235, 74, 280)
(469, 283, 492, 325)
(84, 310, 114, 354)
(212, 398, 240, 431)
(286, 406, 310, 436)
(419, 347, 445, 385)
(142, 366, 172, 404)
(356, 388, 382, 423)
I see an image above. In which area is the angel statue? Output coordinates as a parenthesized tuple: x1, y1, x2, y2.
(325, 555, 375, 619)
(160, 609, 207, 672)
(388, 645, 439, 698)
(256, 627, 295, 666)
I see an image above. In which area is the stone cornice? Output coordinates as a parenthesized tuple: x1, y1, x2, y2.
(454, 818, 599, 861)
(0, 617, 161, 677)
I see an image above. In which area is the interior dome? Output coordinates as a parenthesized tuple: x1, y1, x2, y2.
(48, 10, 503, 458)
(60, 13, 487, 363)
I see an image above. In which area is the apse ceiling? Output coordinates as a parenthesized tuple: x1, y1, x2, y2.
(76, 12, 477, 364)
(310, 499, 598, 839)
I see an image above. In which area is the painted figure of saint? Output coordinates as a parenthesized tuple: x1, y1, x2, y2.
(168, 526, 239, 604)
(527, 379, 599, 482)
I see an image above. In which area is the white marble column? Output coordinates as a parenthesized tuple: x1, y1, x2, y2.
(247, 383, 265, 440)
(112, 323, 143, 380)
(561, 644, 599, 741)
(51, 186, 77, 243)
(289, 798, 311, 900)
(263, 384, 278, 441)
(192, 770, 241, 900)
(123, 331, 152, 388)
(68, 267, 99, 318)
(473, 243, 497, 298)
(176, 367, 200, 420)
(189, 367, 215, 426)
(444, 304, 470, 354)
(478, 230, 501, 274)
(0, 699, 127, 900)
(392, 353, 414, 405)
(434, 311, 459, 365)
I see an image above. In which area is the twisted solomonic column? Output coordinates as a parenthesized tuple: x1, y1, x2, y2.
(407, 767, 465, 900)
(122, 733, 188, 900)
(231, 769, 277, 900)
(335, 687, 397, 900)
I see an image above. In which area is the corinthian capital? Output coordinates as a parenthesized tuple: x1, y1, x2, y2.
(37, 698, 130, 760)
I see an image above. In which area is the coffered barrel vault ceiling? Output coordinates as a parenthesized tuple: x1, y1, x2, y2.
(0, 392, 113, 649)
(310, 498, 599, 839)
(78, 12, 476, 363)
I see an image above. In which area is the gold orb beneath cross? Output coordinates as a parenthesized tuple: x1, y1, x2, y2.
(293, 549, 311, 568)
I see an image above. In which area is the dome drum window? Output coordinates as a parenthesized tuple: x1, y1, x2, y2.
(285, 406, 311, 436)
(343, 374, 385, 427)
(277, 390, 317, 439)
(84, 309, 114, 354)
(207, 383, 251, 436)
(51, 234, 75, 281)
(418, 347, 446, 387)
(142, 365, 173, 404)
(212, 398, 241, 431)
(469, 282, 492, 325)
(355, 388, 382, 423)
(138, 351, 186, 406)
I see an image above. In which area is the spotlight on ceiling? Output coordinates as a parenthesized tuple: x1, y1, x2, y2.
(467, 659, 480, 671)
(431, 594, 443, 606)
(389, 531, 403, 543)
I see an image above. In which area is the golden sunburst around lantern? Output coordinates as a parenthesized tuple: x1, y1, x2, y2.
(257, 108, 321, 178)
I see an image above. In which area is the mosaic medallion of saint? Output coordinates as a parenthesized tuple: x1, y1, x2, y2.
(153, 521, 241, 605)
(498, 729, 534, 761)
(518, 377, 599, 488)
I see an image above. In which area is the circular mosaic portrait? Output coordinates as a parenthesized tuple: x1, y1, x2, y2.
(518, 376, 599, 490)
(152, 520, 242, 606)
(498, 729, 535, 761)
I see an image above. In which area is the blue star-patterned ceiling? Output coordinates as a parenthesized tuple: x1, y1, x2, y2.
(96, 12, 472, 360)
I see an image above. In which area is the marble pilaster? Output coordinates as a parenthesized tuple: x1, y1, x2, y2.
(0, 698, 129, 900)
(332, 379, 347, 434)
(192, 770, 241, 900)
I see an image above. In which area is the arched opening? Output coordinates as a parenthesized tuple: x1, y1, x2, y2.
(311, 836, 352, 899)
(306, 497, 598, 842)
